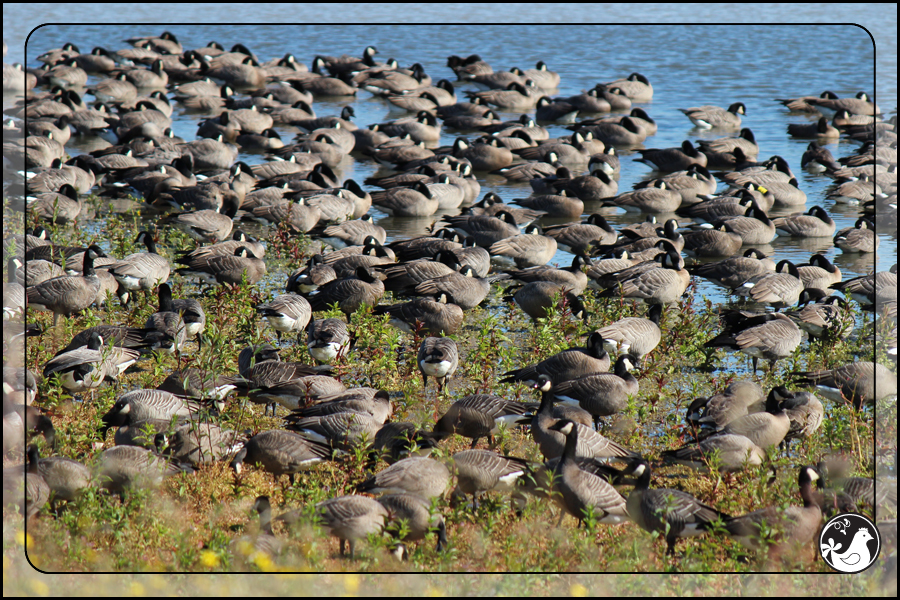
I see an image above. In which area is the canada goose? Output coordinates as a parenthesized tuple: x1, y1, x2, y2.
(255, 294, 311, 342)
(732, 259, 803, 307)
(433, 394, 535, 448)
(54, 324, 169, 356)
(800, 141, 840, 172)
(535, 96, 580, 122)
(229, 430, 332, 486)
(36, 455, 92, 504)
(93, 444, 186, 495)
(507, 255, 591, 296)
(3, 445, 49, 519)
(602, 181, 682, 213)
(451, 137, 514, 171)
(785, 291, 852, 339)
(512, 191, 584, 219)
(697, 128, 759, 158)
(161, 193, 238, 242)
(578, 116, 648, 146)
(636, 140, 708, 172)
(796, 254, 841, 291)
(99, 389, 210, 434)
(713, 386, 792, 449)
(320, 215, 386, 249)
(596, 248, 690, 305)
(27, 183, 82, 224)
(601, 73, 653, 102)
(681, 223, 744, 258)
(686, 248, 775, 290)
(780, 390, 824, 442)
(356, 456, 451, 499)
(378, 493, 448, 558)
(806, 91, 880, 116)
(144, 284, 187, 354)
(488, 224, 558, 268)
(47, 59, 88, 89)
(312, 495, 387, 558)
(412, 265, 494, 310)
(834, 218, 878, 253)
(549, 354, 640, 424)
(542, 215, 617, 255)
(442, 211, 521, 248)
(831, 266, 897, 308)
(545, 420, 631, 525)
(370, 180, 439, 217)
(307, 266, 385, 317)
(375, 292, 464, 336)
(43, 331, 140, 394)
(532, 376, 638, 461)
(773, 206, 835, 238)
(378, 250, 460, 293)
(106, 231, 169, 297)
(626, 460, 730, 555)
(699, 201, 775, 246)
(500, 332, 610, 386)
(286, 255, 337, 295)
(679, 102, 746, 129)
(286, 410, 380, 450)
(705, 312, 801, 373)
(724, 466, 822, 556)
(594, 304, 663, 366)
(451, 449, 530, 510)
(177, 246, 267, 287)
(466, 81, 538, 110)
(306, 318, 351, 364)
(418, 336, 459, 393)
(3, 259, 24, 321)
(792, 362, 897, 408)
(369, 423, 439, 465)
(787, 116, 840, 140)
(663, 433, 765, 473)
(506, 281, 589, 322)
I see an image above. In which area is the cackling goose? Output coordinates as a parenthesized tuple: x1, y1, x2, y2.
(488, 224, 558, 268)
(593, 304, 662, 366)
(229, 430, 332, 486)
(451, 449, 529, 509)
(636, 140, 708, 172)
(433, 394, 535, 448)
(418, 336, 459, 393)
(307, 266, 385, 317)
(356, 456, 451, 499)
(375, 292, 464, 336)
(548, 354, 640, 424)
(833, 218, 878, 253)
(43, 331, 139, 394)
(506, 281, 589, 322)
(792, 362, 896, 408)
(378, 493, 448, 558)
(306, 318, 352, 364)
(732, 259, 803, 307)
(25, 247, 102, 327)
(705, 312, 801, 373)
(662, 433, 764, 473)
(256, 293, 311, 342)
(500, 332, 610, 386)
(106, 231, 169, 298)
(773, 206, 835, 238)
(312, 495, 388, 559)
(679, 102, 746, 130)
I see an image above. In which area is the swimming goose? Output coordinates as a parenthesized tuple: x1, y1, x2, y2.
(626, 460, 730, 555)
(602, 181, 683, 213)
(679, 102, 746, 130)
(306, 318, 352, 364)
(371, 180, 439, 217)
(548, 354, 640, 424)
(229, 430, 332, 486)
(320, 215, 387, 249)
(705, 312, 801, 373)
(313, 495, 388, 558)
(532, 376, 638, 461)
(25, 247, 102, 327)
(773, 206, 835, 238)
(681, 223, 744, 258)
(441, 211, 520, 248)
(433, 394, 535, 448)
(465, 81, 539, 110)
(806, 91, 880, 116)
(686, 248, 775, 290)
(787, 116, 840, 140)
(833, 218, 878, 253)
(724, 466, 822, 556)
(417, 336, 459, 393)
(356, 456, 451, 499)
(256, 293, 311, 342)
(506, 255, 591, 296)
(697, 128, 759, 158)
(601, 73, 653, 102)
(43, 331, 140, 394)
(546, 420, 631, 525)
(636, 140, 708, 172)
(500, 332, 610, 386)
(792, 362, 896, 408)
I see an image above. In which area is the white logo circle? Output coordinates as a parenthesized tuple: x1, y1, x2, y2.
(819, 512, 881, 573)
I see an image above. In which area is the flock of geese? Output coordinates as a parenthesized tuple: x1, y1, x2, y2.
(2, 32, 898, 567)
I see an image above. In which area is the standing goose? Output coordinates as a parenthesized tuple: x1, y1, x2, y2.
(546, 420, 631, 525)
(176, 246, 267, 287)
(417, 336, 459, 393)
(355, 456, 451, 500)
(626, 460, 730, 555)
(99, 389, 211, 435)
(686, 380, 766, 436)
(369, 423, 440, 465)
(500, 332, 610, 386)
(375, 292, 464, 336)
(256, 293, 311, 342)
(43, 331, 139, 394)
(792, 362, 896, 408)
(830, 266, 897, 309)
(306, 318, 351, 364)
(451, 449, 530, 509)
(307, 266, 384, 318)
(25, 247, 102, 327)
(593, 304, 663, 366)
(229, 430, 332, 486)
(679, 102, 746, 129)
(378, 493, 448, 559)
(548, 354, 640, 425)
(705, 312, 801, 373)
(773, 206, 836, 238)
(313, 495, 388, 559)
(532, 375, 639, 461)
(716, 386, 792, 449)
(3, 259, 24, 321)
(785, 291, 852, 339)
(106, 231, 170, 298)
(724, 466, 822, 555)
(433, 394, 535, 448)
(3, 445, 50, 519)
(781, 390, 824, 442)
(596, 248, 690, 305)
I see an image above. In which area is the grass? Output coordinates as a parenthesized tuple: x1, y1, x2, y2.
(3, 192, 896, 595)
